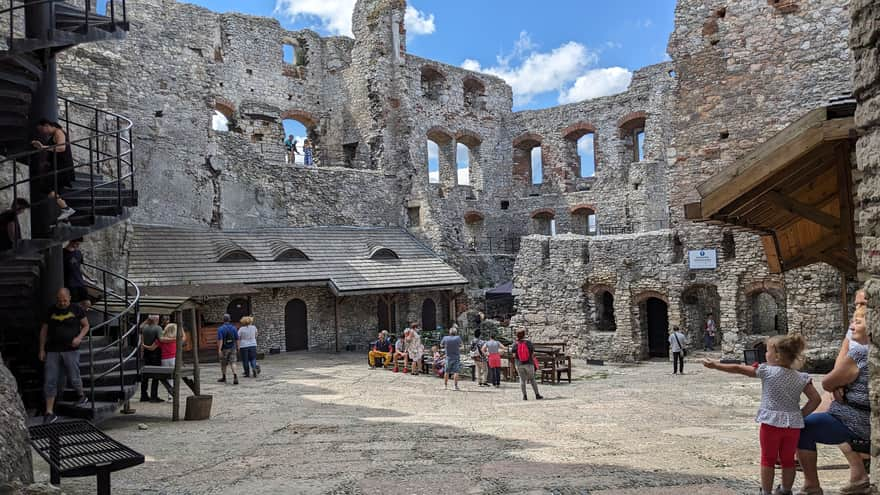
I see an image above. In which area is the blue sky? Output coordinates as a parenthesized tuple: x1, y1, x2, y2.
(198, 0, 675, 172)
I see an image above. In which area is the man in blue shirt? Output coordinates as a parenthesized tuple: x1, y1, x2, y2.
(441, 326, 463, 390)
(369, 330, 393, 369)
(217, 314, 240, 384)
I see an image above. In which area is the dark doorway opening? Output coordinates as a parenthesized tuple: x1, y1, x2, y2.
(285, 299, 308, 351)
(645, 297, 669, 357)
(377, 298, 398, 333)
(226, 298, 250, 324)
(421, 298, 437, 332)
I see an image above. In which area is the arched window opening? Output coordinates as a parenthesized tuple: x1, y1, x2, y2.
(282, 38, 307, 78)
(464, 211, 484, 251)
(596, 291, 616, 332)
(281, 111, 319, 166)
(577, 133, 596, 177)
(421, 66, 446, 102)
(226, 298, 250, 324)
(275, 248, 310, 261)
(531, 147, 543, 185)
(282, 119, 308, 165)
(370, 247, 399, 260)
(463, 77, 486, 110)
(619, 113, 647, 164)
(282, 44, 295, 64)
(426, 140, 440, 183)
(212, 110, 229, 132)
(456, 143, 470, 186)
(513, 134, 543, 186)
(750, 291, 784, 335)
(571, 207, 597, 236)
(219, 250, 255, 262)
(530, 210, 554, 236)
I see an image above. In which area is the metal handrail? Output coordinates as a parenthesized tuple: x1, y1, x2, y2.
(1, 96, 134, 228)
(81, 261, 140, 417)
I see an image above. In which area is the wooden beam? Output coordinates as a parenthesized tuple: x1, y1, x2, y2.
(764, 190, 840, 230)
(684, 202, 703, 220)
(700, 116, 853, 217)
(762, 235, 782, 274)
(172, 309, 183, 422)
(782, 234, 843, 271)
(835, 143, 857, 262)
(190, 309, 200, 396)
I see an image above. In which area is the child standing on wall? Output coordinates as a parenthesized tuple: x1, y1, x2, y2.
(702, 335, 821, 495)
(303, 138, 313, 166)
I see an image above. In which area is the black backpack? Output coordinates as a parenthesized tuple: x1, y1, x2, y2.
(222, 327, 236, 347)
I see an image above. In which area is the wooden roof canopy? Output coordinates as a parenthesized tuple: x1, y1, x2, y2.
(685, 101, 859, 274)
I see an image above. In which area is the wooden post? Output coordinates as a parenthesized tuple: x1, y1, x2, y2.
(172, 309, 183, 421)
(334, 296, 340, 353)
(189, 308, 200, 395)
(448, 291, 456, 327)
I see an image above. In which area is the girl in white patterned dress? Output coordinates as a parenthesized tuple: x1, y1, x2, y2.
(703, 335, 821, 495)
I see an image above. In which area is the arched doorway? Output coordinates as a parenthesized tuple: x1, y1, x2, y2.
(226, 298, 250, 324)
(421, 298, 436, 332)
(642, 297, 669, 357)
(284, 299, 308, 351)
(377, 298, 397, 333)
(681, 284, 721, 349)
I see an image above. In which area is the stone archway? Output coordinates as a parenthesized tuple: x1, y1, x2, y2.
(634, 291, 669, 358)
(681, 284, 721, 350)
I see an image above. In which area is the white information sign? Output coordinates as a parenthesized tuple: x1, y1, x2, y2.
(688, 249, 717, 270)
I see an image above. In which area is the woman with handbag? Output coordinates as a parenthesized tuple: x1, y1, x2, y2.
(482, 334, 506, 387)
(668, 326, 688, 375)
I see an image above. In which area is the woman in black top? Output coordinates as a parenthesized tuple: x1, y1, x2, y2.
(31, 119, 76, 221)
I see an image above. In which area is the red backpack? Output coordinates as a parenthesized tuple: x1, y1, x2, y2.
(516, 341, 530, 363)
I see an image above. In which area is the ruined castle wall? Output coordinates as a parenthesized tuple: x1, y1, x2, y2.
(0, 357, 32, 484)
(849, 0, 880, 481)
(665, 0, 855, 358)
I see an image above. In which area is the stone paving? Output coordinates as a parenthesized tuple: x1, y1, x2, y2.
(32, 352, 855, 494)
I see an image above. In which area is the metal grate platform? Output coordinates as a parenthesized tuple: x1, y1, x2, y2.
(28, 419, 144, 494)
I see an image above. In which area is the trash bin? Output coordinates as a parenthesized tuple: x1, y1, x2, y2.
(185, 395, 213, 421)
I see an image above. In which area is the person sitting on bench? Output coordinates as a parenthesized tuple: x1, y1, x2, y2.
(392, 330, 409, 373)
(368, 330, 393, 369)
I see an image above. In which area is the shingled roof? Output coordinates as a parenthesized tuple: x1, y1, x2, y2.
(128, 225, 468, 296)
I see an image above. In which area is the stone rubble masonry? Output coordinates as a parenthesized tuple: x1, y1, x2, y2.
(850, 0, 880, 485)
(0, 356, 32, 484)
(43, 0, 857, 366)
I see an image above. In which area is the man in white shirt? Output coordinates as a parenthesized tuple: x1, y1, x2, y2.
(668, 326, 688, 375)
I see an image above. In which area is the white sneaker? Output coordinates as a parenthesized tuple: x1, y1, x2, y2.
(57, 207, 76, 221)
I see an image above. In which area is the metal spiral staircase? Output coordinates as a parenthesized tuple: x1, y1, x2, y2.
(0, 0, 140, 423)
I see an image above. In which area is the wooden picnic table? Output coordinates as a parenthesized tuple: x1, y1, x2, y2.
(503, 343, 572, 384)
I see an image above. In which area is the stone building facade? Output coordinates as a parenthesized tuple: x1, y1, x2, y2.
(49, 0, 862, 366)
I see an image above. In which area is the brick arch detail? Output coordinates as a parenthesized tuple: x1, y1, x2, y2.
(281, 109, 318, 128)
(463, 210, 484, 224)
(570, 203, 597, 215)
(462, 75, 486, 91)
(214, 98, 235, 119)
(513, 132, 544, 148)
(426, 126, 454, 144)
(743, 280, 785, 298)
(633, 290, 669, 305)
(530, 208, 555, 219)
(587, 283, 615, 296)
(420, 64, 447, 81)
(562, 122, 598, 140)
(455, 129, 482, 147)
(618, 111, 648, 130)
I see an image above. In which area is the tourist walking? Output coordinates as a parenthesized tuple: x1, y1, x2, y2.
(441, 326, 463, 390)
(704, 313, 716, 351)
(63, 238, 91, 309)
(32, 119, 76, 222)
(482, 333, 506, 387)
(0, 198, 29, 252)
(368, 330, 393, 369)
(284, 134, 298, 164)
(139, 315, 165, 402)
(405, 326, 424, 375)
(217, 314, 240, 385)
(513, 330, 542, 400)
(668, 326, 687, 375)
(39, 288, 90, 423)
(303, 138, 313, 166)
(703, 334, 820, 495)
(238, 316, 260, 377)
(796, 306, 871, 495)
(470, 329, 488, 386)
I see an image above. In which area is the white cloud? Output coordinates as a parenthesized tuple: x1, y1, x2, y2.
(633, 18, 654, 29)
(405, 6, 435, 36)
(463, 38, 597, 106)
(577, 133, 595, 155)
(461, 59, 481, 72)
(274, 0, 435, 39)
(426, 140, 439, 161)
(557, 67, 633, 104)
(457, 168, 469, 185)
(212, 111, 228, 132)
(428, 170, 439, 183)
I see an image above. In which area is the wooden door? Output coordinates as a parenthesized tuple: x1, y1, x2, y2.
(285, 299, 308, 351)
(421, 298, 436, 332)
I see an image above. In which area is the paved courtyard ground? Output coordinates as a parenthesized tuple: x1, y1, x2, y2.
(32, 352, 855, 494)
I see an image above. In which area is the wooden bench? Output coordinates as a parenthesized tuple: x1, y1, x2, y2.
(29, 419, 144, 495)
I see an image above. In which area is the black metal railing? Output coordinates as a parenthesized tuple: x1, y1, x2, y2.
(0, 96, 134, 237)
(595, 223, 633, 236)
(466, 236, 521, 254)
(81, 261, 139, 417)
(2, 0, 128, 50)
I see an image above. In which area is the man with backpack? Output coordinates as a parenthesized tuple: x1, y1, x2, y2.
(217, 314, 240, 385)
(514, 330, 543, 401)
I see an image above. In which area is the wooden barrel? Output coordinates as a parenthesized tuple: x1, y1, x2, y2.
(184, 395, 213, 421)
